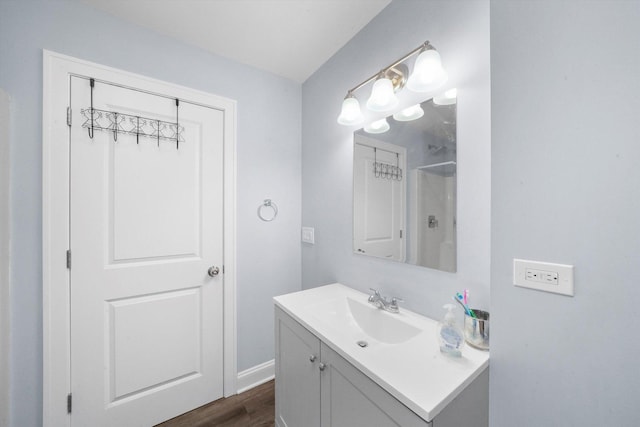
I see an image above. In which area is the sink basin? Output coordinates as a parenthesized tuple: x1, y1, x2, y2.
(309, 296, 422, 344)
(347, 298, 422, 344)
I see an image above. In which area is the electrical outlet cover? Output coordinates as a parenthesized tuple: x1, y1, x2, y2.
(513, 259, 574, 296)
(301, 227, 315, 244)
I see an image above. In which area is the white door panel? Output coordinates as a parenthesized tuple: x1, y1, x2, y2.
(110, 129, 201, 261)
(353, 138, 406, 261)
(69, 76, 224, 426)
(108, 288, 202, 401)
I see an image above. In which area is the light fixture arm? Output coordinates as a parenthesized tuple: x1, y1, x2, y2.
(344, 41, 434, 95)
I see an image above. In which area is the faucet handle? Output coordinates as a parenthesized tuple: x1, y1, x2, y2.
(369, 288, 381, 295)
(368, 288, 381, 302)
(390, 297, 404, 309)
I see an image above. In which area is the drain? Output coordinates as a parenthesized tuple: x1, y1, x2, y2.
(356, 340, 368, 348)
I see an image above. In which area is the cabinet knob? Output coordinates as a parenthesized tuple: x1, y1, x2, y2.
(318, 363, 326, 371)
(309, 355, 317, 363)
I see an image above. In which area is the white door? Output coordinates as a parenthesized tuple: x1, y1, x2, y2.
(353, 137, 406, 261)
(69, 76, 224, 426)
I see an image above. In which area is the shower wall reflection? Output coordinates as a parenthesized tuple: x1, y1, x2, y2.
(353, 96, 457, 272)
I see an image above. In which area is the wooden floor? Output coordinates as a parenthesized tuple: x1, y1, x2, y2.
(156, 380, 275, 427)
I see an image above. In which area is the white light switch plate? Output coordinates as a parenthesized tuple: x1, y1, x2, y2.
(302, 227, 315, 244)
(513, 259, 574, 296)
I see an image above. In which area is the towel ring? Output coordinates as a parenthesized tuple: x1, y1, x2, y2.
(258, 199, 278, 222)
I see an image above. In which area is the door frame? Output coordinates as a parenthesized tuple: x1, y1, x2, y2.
(42, 50, 237, 427)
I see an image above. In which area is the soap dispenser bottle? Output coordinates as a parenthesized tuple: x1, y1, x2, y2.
(437, 304, 464, 357)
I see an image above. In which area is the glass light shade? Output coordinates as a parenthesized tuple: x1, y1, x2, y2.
(393, 104, 425, 122)
(407, 49, 448, 93)
(366, 77, 399, 112)
(433, 88, 458, 105)
(364, 118, 390, 134)
(337, 95, 364, 126)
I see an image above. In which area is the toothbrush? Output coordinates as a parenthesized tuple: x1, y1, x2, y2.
(455, 293, 477, 318)
(463, 289, 477, 318)
(459, 293, 477, 318)
(452, 296, 470, 315)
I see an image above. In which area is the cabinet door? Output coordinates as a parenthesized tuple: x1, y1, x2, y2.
(320, 343, 431, 427)
(275, 308, 321, 427)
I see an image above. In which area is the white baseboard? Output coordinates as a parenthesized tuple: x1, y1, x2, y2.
(236, 359, 275, 394)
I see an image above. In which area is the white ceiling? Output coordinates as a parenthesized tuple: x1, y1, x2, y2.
(80, 0, 391, 83)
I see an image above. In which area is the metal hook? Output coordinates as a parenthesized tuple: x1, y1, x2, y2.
(113, 112, 118, 142)
(373, 147, 379, 178)
(88, 78, 95, 139)
(175, 98, 180, 150)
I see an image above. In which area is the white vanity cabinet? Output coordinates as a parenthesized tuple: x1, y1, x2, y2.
(275, 306, 321, 427)
(319, 341, 432, 427)
(275, 307, 430, 427)
(275, 284, 490, 427)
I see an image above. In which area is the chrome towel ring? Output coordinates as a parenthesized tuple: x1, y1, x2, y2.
(258, 199, 278, 222)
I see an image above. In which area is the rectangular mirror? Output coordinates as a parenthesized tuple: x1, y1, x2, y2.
(353, 95, 457, 272)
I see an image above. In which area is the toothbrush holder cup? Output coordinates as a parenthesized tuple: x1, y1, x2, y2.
(464, 309, 489, 351)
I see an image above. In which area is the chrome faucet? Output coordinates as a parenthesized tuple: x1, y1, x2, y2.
(368, 288, 403, 313)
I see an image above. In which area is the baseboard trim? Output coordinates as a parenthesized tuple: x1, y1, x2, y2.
(236, 359, 275, 394)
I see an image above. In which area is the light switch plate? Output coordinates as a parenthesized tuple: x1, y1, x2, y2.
(302, 227, 315, 244)
(513, 259, 574, 296)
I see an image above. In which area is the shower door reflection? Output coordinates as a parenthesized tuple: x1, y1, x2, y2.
(410, 161, 456, 271)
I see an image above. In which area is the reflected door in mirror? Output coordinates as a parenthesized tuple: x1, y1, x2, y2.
(353, 137, 406, 261)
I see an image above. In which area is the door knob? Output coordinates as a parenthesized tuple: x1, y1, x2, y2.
(207, 266, 220, 277)
(318, 363, 326, 371)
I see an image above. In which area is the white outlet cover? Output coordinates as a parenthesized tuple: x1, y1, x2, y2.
(513, 258, 574, 296)
(302, 227, 315, 244)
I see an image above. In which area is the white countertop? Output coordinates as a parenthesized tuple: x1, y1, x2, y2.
(274, 283, 489, 422)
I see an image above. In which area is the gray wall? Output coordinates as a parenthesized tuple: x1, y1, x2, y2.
(0, 2, 301, 426)
(491, 1, 640, 425)
(301, 0, 491, 318)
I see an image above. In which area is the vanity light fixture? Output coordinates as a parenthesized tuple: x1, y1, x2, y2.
(366, 63, 409, 113)
(393, 104, 424, 122)
(364, 118, 390, 134)
(337, 92, 365, 126)
(433, 88, 458, 106)
(337, 41, 447, 126)
(366, 73, 400, 112)
(406, 48, 448, 93)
